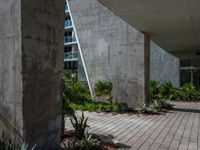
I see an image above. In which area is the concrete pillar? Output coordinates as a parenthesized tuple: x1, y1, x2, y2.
(144, 33, 150, 104)
(0, 0, 65, 149)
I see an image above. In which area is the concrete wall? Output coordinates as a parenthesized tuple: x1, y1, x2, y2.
(150, 42, 180, 87)
(78, 53, 87, 82)
(0, 0, 65, 149)
(0, 0, 23, 143)
(69, 0, 150, 107)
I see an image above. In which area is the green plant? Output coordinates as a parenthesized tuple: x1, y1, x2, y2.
(149, 80, 200, 101)
(137, 100, 170, 113)
(70, 112, 89, 140)
(149, 100, 161, 112)
(70, 82, 91, 102)
(20, 143, 36, 150)
(112, 103, 128, 112)
(63, 133, 100, 150)
(79, 132, 100, 150)
(178, 83, 199, 101)
(64, 113, 100, 150)
(0, 132, 16, 150)
(94, 81, 113, 102)
(62, 93, 74, 116)
(159, 81, 175, 99)
(63, 71, 91, 103)
(63, 140, 77, 150)
(0, 132, 35, 150)
(149, 80, 160, 99)
(158, 99, 173, 109)
(137, 103, 151, 113)
(69, 101, 128, 112)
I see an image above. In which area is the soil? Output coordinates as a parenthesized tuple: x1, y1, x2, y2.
(94, 108, 170, 116)
(61, 130, 118, 150)
(100, 144, 117, 150)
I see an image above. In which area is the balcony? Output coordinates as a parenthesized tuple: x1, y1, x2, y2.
(64, 36, 77, 45)
(64, 52, 78, 61)
(65, 4, 69, 12)
(64, 20, 72, 29)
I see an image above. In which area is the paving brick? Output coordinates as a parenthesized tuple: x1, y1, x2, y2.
(65, 102, 200, 150)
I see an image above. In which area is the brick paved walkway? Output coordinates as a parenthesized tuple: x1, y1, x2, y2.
(65, 102, 200, 150)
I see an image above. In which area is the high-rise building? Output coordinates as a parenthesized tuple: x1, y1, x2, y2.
(64, 2, 78, 72)
(64, 1, 88, 84)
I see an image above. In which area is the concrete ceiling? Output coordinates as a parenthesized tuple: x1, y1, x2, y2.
(98, 0, 200, 59)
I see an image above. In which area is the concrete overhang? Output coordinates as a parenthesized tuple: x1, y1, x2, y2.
(98, 0, 200, 59)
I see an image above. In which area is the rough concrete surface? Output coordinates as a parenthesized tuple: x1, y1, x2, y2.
(69, 0, 150, 107)
(0, 0, 23, 144)
(150, 42, 180, 87)
(0, 0, 65, 149)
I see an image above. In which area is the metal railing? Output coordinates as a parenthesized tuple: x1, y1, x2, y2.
(64, 20, 72, 28)
(64, 52, 78, 60)
(64, 36, 76, 43)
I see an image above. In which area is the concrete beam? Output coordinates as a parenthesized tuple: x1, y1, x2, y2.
(98, 0, 200, 59)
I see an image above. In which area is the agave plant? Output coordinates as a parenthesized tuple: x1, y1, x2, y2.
(63, 140, 77, 150)
(149, 100, 161, 112)
(63, 132, 100, 150)
(136, 103, 151, 113)
(0, 132, 16, 150)
(70, 112, 90, 140)
(79, 132, 100, 150)
(0, 132, 36, 150)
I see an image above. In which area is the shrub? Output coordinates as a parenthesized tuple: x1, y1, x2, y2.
(70, 82, 91, 102)
(62, 94, 74, 116)
(94, 81, 113, 102)
(70, 112, 89, 140)
(149, 80, 200, 101)
(69, 101, 128, 112)
(149, 80, 160, 99)
(178, 83, 200, 101)
(63, 71, 91, 103)
(115, 103, 128, 112)
(159, 81, 175, 99)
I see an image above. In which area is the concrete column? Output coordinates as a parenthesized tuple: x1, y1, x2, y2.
(144, 33, 150, 104)
(0, 0, 65, 149)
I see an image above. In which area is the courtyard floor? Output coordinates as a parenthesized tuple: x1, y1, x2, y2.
(65, 102, 200, 150)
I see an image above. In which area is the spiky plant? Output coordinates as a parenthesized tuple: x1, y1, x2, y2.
(70, 112, 89, 140)
(137, 103, 151, 113)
